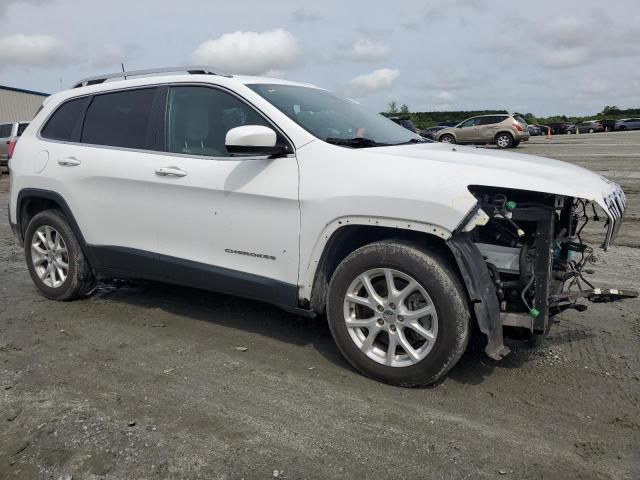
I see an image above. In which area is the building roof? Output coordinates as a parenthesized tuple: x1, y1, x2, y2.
(0, 85, 49, 97)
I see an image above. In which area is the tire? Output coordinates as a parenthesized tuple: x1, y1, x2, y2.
(24, 209, 95, 301)
(619, 126, 627, 131)
(326, 241, 470, 387)
(495, 132, 513, 149)
(439, 134, 456, 144)
(588, 128, 594, 133)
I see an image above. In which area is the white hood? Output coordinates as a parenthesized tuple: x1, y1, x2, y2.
(369, 142, 626, 246)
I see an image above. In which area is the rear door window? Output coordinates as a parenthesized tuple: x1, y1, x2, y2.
(41, 97, 90, 141)
(0, 124, 12, 138)
(81, 88, 157, 149)
(479, 116, 507, 125)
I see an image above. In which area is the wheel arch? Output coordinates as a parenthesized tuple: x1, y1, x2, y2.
(437, 132, 456, 142)
(16, 188, 87, 251)
(494, 130, 514, 141)
(306, 222, 455, 315)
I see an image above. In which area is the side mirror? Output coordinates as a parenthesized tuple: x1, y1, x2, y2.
(225, 125, 287, 156)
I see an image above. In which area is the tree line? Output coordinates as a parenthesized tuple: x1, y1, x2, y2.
(382, 103, 640, 130)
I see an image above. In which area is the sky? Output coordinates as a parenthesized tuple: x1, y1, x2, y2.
(0, 0, 639, 116)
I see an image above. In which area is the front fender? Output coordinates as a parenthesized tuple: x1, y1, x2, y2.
(447, 232, 509, 360)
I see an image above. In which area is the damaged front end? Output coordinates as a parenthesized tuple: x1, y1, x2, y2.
(448, 183, 637, 359)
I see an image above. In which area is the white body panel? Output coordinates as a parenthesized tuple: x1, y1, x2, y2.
(149, 152, 300, 284)
(8, 72, 625, 305)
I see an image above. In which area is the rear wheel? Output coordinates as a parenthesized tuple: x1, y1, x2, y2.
(619, 125, 628, 131)
(588, 128, 594, 133)
(24, 210, 95, 300)
(326, 241, 470, 387)
(439, 134, 456, 144)
(495, 132, 514, 149)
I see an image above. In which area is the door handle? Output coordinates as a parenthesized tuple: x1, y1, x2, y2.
(58, 157, 81, 167)
(155, 166, 187, 177)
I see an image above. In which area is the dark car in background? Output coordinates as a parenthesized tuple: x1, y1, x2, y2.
(389, 117, 419, 134)
(547, 122, 572, 135)
(614, 118, 640, 131)
(421, 125, 447, 140)
(573, 120, 604, 134)
(528, 125, 542, 136)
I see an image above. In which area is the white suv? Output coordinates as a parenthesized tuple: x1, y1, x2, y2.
(8, 66, 634, 386)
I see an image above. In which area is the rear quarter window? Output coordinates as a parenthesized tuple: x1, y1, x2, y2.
(17, 123, 29, 136)
(41, 97, 90, 141)
(81, 88, 157, 149)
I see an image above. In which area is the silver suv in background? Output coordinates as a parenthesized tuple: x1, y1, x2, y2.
(0, 121, 29, 171)
(614, 118, 640, 131)
(435, 114, 529, 148)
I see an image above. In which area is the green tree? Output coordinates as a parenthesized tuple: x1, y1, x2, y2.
(400, 104, 409, 114)
(387, 101, 398, 114)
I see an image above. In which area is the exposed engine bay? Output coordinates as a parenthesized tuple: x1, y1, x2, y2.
(465, 186, 637, 337)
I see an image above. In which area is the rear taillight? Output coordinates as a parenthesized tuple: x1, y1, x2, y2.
(7, 139, 17, 159)
(513, 123, 523, 132)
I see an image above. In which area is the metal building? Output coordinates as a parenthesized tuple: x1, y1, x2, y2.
(0, 85, 49, 123)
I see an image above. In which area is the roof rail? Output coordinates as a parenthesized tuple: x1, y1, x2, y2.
(71, 66, 223, 88)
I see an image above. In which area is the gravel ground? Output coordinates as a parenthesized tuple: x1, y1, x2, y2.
(1, 132, 639, 480)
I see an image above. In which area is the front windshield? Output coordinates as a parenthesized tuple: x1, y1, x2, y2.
(248, 84, 424, 147)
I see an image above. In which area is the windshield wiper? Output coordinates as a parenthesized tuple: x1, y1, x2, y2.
(394, 138, 431, 145)
(325, 137, 390, 148)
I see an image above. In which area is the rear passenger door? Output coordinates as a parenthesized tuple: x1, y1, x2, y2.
(477, 116, 505, 141)
(148, 85, 300, 305)
(40, 88, 164, 276)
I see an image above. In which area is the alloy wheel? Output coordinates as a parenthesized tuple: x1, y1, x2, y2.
(342, 268, 438, 367)
(496, 135, 511, 148)
(31, 225, 69, 288)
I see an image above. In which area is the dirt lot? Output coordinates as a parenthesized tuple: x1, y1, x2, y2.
(1, 132, 639, 480)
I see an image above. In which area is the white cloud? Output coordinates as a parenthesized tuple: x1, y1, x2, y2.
(421, 68, 472, 91)
(348, 68, 399, 96)
(0, 34, 73, 68)
(537, 15, 640, 69)
(92, 43, 137, 69)
(343, 38, 392, 62)
(190, 29, 301, 75)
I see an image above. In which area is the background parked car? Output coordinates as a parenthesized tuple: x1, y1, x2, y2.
(528, 124, 542, 136)
(389, 117, 419, 134)
(615, 118, 640, 131)
(547, 122, 572, 135)
(421, 125, 447, 140)
(573, 120, 604, 133)
(435, 114, 529, 148)
(0, 121, 29, 171)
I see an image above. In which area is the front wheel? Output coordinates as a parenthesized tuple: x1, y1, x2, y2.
(439, 134, 456, 144)
(495, 132, 514, 149)
(24, 210, 95, 300)
(326, 241, 470, 387)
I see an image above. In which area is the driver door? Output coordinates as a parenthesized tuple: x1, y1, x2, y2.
(456, 117, 481, 142)
(149, 85, 300, 305)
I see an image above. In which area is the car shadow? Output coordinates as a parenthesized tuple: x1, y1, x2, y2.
(91, 278, 357, 372)
(91, 278, 569, 387)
